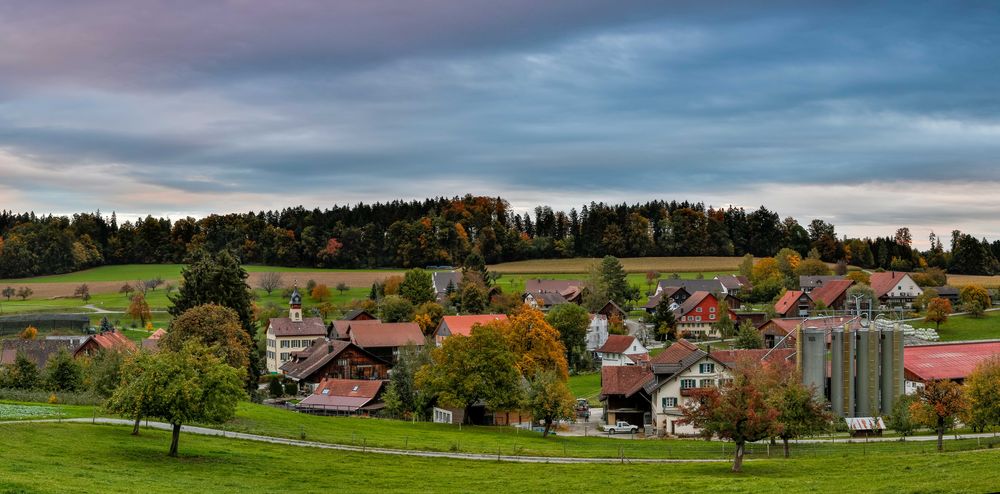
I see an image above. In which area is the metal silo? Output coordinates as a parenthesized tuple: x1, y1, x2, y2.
(802, 327, 826, 398)
(893, 323, 904, 400)
(879, 325, 894, 415)
(830, 325, 854, 417)
(855, 328, 871, 416)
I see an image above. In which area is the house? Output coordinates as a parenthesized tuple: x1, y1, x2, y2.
(432, 271, 462, 303)
(799, 275, 845, 293)
(600, 365, 653, 428)
(715, 275, 752, 297)
(586, 314, 609, 352)
(643, 286, 690, 313)
(73, 330, 137, 358)
(595, 334, 649, 367)
(297, 378, 386, 415)
(674, 291, 736, 338)
(523, 279, 586, 304)
(265, 288, 328, 373)
(433, 314, 507, 345)
(646, 339, 730, 436)
(1, 339, 76, 367)
(710, 348, 797, 368)
(734, 311, 770, 330)
(928, 286, 960, 306)
(774, 290, 813, 318)
(141, 328, 167, 351)
(757, 316, 860, 349)
(523, 290, 570, 310)
(870, 272, 923, 307)
(345, 320, 425, 364)
(808, 279, 855, 311)
(904, 341, 1000, 393)
(597, 300, 627, 321)
(280, 339, 389, 387)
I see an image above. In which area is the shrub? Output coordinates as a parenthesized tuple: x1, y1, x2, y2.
(268, 378, 284, 398)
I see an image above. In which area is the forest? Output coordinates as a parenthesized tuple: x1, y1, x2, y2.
(0, 195, 997, 278)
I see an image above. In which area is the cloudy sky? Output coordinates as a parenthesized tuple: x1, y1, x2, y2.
(1, 1, 998, 247)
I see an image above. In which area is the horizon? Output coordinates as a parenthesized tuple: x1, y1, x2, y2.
(2, 2, 1000, 249)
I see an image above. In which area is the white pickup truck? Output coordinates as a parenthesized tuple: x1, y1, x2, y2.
(602, 421, 639, 434)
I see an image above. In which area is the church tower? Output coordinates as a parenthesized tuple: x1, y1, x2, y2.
(289, 287, 303, 322)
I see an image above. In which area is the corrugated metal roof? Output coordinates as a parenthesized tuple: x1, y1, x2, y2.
(904, 341, 1000, 381)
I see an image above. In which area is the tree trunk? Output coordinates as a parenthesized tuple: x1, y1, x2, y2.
(732, 442, 745, 472)
(937, 423, 944, 452)
(783, 437, 790, 458)
(542, 418, 552, 438)
(169, 423, 182, 457)
(132, 416, 141, 435)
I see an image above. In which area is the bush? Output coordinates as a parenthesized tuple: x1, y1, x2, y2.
(0, 388, 103, 406)
(268, 378, 285, 398)
(284, 382, 298, 396)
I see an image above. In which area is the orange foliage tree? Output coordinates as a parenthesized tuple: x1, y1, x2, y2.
(19, 325, 38, 340)
(910, 379, 967, 452)
(487, 306, 568, 380)
(311, 284, 331, 302)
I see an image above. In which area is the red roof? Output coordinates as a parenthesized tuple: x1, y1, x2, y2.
(809, 279, 854, 307)
(298, 378, 384, 410)
(774, 290, 808, 315)
(348, 321, 424, 348)
(870, 271, 907, 298)
(904, 341, 1000, 381)
(600, 365, 652, 397)
(650, 339, 699, 365)
(75, 331, 137, 357)
(676, 291, 713, 317)
(710, 348, 796, 367)
(436, 314, 508, 338)
(596, 334, 637, 354)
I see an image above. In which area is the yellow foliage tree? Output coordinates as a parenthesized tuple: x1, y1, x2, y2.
(311, 284, 331, 302)
(487, 306, 568, 380)
(19, 325, 38, 340)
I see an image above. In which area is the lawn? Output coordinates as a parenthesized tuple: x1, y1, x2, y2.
(567, 372, 602, 403)
(0, 422, 998, 493)
(490, 257, 744, 274)
(911, 310, 1000, 342)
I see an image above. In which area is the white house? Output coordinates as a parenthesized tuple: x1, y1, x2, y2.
(871, 272, 924, 307)
(265, 288, 328, 373)
(596, 334, 649, 367)
(645, 340, 731, 436)
(586, 314, 609, 352)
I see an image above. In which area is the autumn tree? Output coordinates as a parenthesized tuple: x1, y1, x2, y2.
(766, 362, 830, 457)
(737, 254, 754, 278)
(414, 301, 445, 335)
(416, 325, 522, 423)
(458, 278, 489, 314)
(311, 283, 331, 302)
(258, 272, 283, 295)
(959, 285, 991, 318)
(8, 352, 40, 389)
(544, 303, 590, 371)
(86, 349, 126, 399)
(679, 358, 780, 472)
(962, 357, 1000, 433)
(128, 293, 152, 327)
(1, 286, 13, 301)
(526, 369, 575, 438)
(19, 326, 38, 340)
(494, 306, 569, 380)
(74, 283, 91, 303)
(924, 298, 952, 329)
(912, 287, 939, 312)
(119, 283, 134, 299)
(645, 271, 660, 295)
(336, 282, 349, 295)
(122, 343, 244, 456)
(910, 379, 967, 452)
(399, 268, 435, 305)
(160, 304, 252, 383)
(845, 271, 870, 285)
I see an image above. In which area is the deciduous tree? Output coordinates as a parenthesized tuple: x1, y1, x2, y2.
(2, 286, 14, 301)
(128, 293, 152, 327)
(766, 363, 830, 457)
(160, 304, 252, 383)
(380, 294, 415, 322)
(910, 379, 966, 452)
(545, 303, 590, 370)
(962, 356, 1000, 433)
(311, 283, 331, 302)
(734, 320, 763, 349)
(526, 369, 575, 438)
(924, 298, 951, 329)
(16, 286, 33, 301)
(44, 348, 83, 392)
(258, 272, 283, 295)
(399, 268, 435, 305)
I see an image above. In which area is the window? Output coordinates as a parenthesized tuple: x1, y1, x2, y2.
(699, 379, 715, 388)
(661, 397, 677, 408)
(280, 352, 290, 362)
(709, 306, 716, 313)
(680, 379, 696, 389)
(695, 316, 701, 322)
(337, 359, 349, 367)
(266, 351, 274, 360)
(709, 314, 716, 320)
(280, 340, 290, 348)
(719, 378, 734, 387)
(699, 363, 715, 373)
(696, 307, 703, 313)
(267, 339, 275, 348)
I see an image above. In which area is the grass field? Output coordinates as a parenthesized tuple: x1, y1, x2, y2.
(1, 422, 999, 493)
(911, 310, 1000, 341)
(567, 372, 602, 403)
(489, 257, 744, 274)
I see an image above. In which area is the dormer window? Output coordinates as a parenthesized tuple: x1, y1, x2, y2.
(352, 385, 360, 392)
(322, 389, 330, 395)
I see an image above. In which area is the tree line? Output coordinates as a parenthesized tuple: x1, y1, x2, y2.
(1, 198, 998, 279)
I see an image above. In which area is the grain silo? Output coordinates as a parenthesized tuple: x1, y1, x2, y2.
(830, 325, 855, 417)
(801, 327, 826, 398)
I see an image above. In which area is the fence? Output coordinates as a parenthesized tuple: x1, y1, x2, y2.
(0, 314, 90, 337)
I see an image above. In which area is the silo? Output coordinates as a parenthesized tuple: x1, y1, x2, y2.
(801, 327, 826, 398)
(893, 324, 904, 400)
(830, 325, 854, 417)
(855, 329, 871, 416)
(879, 326, 895, 415)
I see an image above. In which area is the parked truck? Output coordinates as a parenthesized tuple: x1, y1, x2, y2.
(602, 421, 638, 434)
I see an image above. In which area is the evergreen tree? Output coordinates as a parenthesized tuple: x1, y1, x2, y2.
(168, 250, 258, 383)
(734, 320, 764, 349)
(44, 348, 84, 392)
(10, 352, 39, 389)
(599, 256, 629, 306)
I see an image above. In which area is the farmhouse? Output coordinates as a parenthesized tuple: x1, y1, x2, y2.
(280, 339, 389, 386)
(674, 291, 736, 338)
(655, 279, 724, 297)
(774, 290, 813, 318)
(808, 279, 855, 311)
(297, 378, 385, 415)
(342, 320, 424, 365)
(73, 330, 137, 358)
(432, 271, 462, 303)
(596, 300, 627, 321)
(433, 314, 507, 345)
(646, 339, 730, 436)
(523, 279, 586, 310)
(715, 274, 752, 298)
(596, 334, 649, 367)
(643, 286, 690, 313)
(1, 339, 76, 367)
(141, 328, 166, 352)
(870, 271, 923, 307)
(600, 365, 653, 428)
(799, 275, 845, 293)
(265, 288, 328, 373)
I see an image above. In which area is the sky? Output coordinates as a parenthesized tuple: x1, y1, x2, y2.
(1, 1, 999, 248)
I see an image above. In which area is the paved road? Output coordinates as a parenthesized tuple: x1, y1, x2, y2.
(6, 418, 727, 464)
